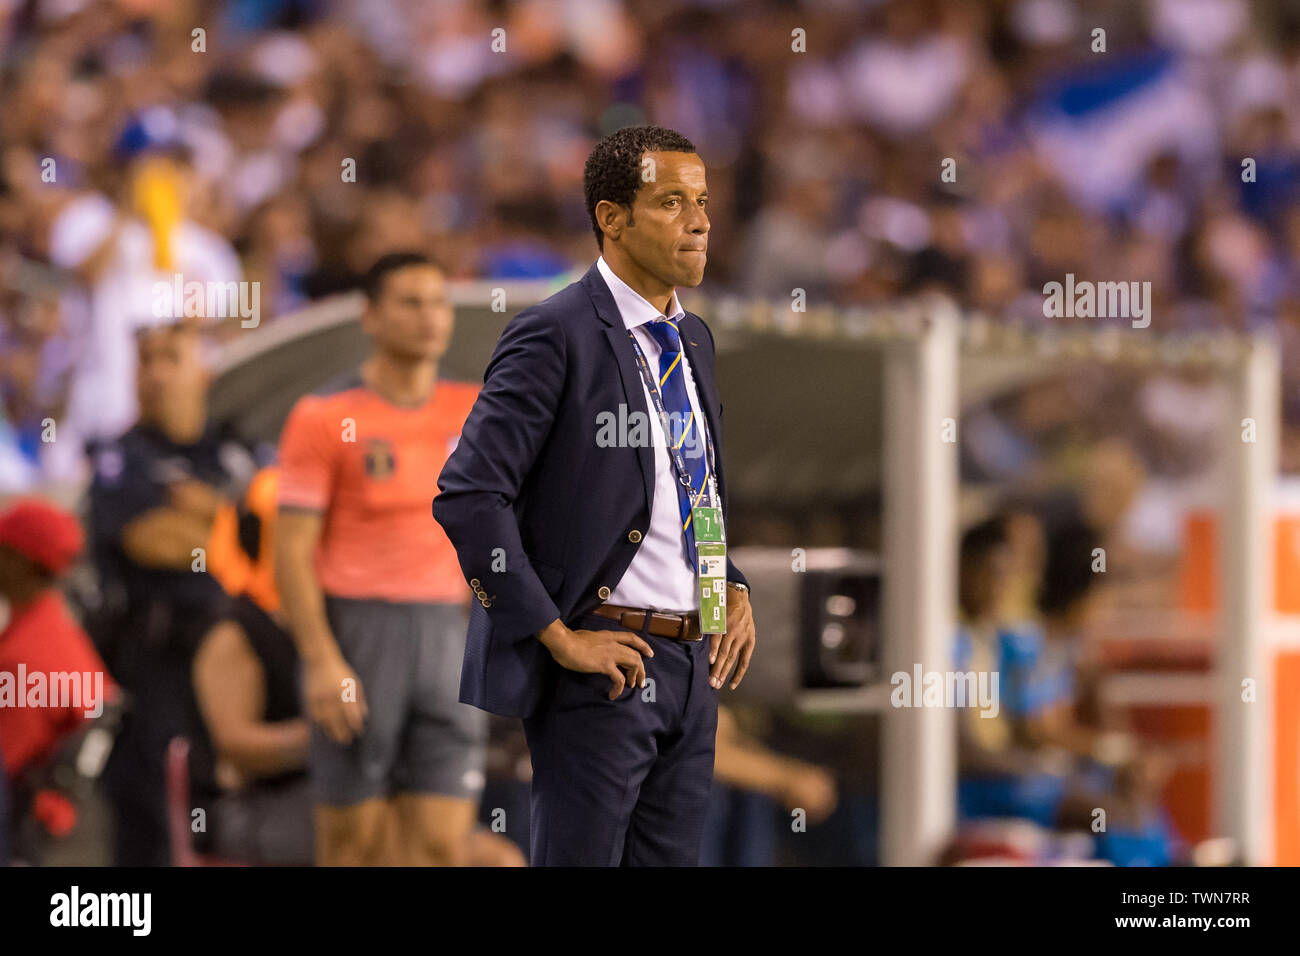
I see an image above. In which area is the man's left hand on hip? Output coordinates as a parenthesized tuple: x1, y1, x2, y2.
(708, 586, 755, 690)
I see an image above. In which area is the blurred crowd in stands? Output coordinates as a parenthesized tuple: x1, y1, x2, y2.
(5, 0, 1300, 487)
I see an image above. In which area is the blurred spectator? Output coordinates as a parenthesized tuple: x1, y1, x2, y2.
(0, 281, 75, 491)
(953, 513, 1068, 828)
(49, 148, 242, 449)
(0, 497, 115, 780)
(192, 506, 314, 863)
(88, 319, 255, 866)
(1032, 514, 1183, 865)
(953, 510, 1183, 864)
(0, 497, 118, 861)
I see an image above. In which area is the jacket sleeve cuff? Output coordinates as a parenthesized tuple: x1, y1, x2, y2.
(468, 562, 564, 645)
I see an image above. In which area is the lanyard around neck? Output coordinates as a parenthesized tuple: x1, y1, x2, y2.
(627, 328, 718, 508)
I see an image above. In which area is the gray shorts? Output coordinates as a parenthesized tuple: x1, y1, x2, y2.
(311, 597, 487, 806)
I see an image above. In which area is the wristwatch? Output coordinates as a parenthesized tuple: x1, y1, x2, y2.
(726, 581, 749, 594)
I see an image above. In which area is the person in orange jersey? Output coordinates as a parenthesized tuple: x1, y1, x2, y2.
(275, 253, 487, 865)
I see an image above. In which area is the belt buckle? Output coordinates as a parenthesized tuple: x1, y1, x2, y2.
(682, 614, 702, 642)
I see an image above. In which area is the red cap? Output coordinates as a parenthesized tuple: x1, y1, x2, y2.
(0, 498, 84, 576)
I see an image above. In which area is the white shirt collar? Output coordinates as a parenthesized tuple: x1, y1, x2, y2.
(596, 255, 684, 331)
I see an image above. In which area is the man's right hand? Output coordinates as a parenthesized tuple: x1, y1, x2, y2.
(537, 620, 654, 700)
(304, 651, 367, 744)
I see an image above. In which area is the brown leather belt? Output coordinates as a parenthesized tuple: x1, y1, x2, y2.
(591, 603, 703, 642)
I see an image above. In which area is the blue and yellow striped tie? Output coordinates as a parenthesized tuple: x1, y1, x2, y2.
(643, 317, 709, 571)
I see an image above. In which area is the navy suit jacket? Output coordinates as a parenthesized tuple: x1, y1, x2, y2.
(433, 261, 748, 718)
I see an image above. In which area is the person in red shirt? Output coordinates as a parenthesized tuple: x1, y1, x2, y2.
(0, 499, 116, 782)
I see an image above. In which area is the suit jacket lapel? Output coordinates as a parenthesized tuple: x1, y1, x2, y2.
(603, 325, 655, 512)
(583, 263, 655, 515)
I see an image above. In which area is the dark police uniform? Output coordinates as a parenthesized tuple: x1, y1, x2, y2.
(88, 421, 256, 866)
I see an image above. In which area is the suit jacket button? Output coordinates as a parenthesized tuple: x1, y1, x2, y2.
(597, 586, 611, 600)
(627, 529, 642, 543)
(470, 578, 480, 588)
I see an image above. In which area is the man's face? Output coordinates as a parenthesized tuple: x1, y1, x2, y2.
(617, 151, 710, 288)
(362, 265, 454, 362)
(136, 324, 207, 421)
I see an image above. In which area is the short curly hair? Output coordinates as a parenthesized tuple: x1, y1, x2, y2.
(583, 125, 697, 251)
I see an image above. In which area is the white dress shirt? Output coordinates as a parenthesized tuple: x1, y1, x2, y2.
(596, 255, 712, 614)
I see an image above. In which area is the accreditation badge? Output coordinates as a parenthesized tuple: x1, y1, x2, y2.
(694, 504, 726, 634)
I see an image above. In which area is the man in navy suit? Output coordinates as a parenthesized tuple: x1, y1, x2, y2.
(434, 125, 756, 865)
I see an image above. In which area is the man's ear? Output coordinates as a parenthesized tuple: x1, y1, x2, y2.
(595, 199, 627, 245)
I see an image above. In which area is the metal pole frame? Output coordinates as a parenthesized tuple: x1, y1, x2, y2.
(880, 302, 960, 866)
(1216, 336, 1279, 864)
